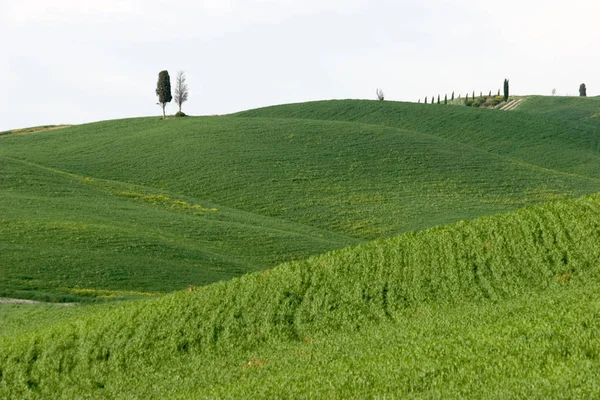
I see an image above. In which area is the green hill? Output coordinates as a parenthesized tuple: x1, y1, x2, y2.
(515, 95, 600, 127)
(0, 156, 355, 301)
(237, 99, 600, 180)
(3, 103, 600, 298)
(2, 193, 600, 398)
(3, 96, 600, 397)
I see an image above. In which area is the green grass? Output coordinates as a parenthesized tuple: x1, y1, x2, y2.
(0, 156, 354, 301)
(3, 96, 600, 397)
(2, 103, 600, 298)
(516, 95, 600, 127)
(1, 193, 600, 398)
(83, 282, 600, 399)
(237, 99, 600, 180)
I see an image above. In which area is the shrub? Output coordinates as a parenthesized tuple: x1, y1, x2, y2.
(175, 111, 188, 118)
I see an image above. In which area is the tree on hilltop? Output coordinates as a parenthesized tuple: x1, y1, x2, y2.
(174, 71, 189, 115)
(376, 88, 385, 101)
(424, 96, 428, 104)
(503, 79, 510, 101)
(579, 83, 587, 97)
(444, 94, 448, 104)
(451, 91, 455, 101)
(156, 70, 172, 120)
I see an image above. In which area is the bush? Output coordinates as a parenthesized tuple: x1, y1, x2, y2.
(175, 111, 188, 118)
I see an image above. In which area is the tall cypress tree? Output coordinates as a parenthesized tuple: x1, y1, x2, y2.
(503, 79, 509, 101)
(444, 94, 448, 104)
(424, 96, 428, 104)
(579, 83, 587, 97)
(437, 95, 440, 104)
(156, 70, 172, 120)
(451, 91, 455, 101)
(432, 96, 435, 104)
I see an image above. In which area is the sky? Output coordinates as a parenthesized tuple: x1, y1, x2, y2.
(1, 0, 599, 130)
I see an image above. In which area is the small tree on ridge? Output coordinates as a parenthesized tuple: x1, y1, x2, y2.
(579, 83, 587, 97)
(156, 70, 172, 120)
(174, 71, 189, 114)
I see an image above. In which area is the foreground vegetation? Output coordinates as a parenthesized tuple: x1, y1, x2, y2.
(2, 193, 600, 397)
(2, 96, 600, 397)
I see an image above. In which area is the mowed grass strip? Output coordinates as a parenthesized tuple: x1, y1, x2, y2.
(1, 193, 600, 397)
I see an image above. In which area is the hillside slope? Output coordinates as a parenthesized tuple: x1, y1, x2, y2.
(237, 99, 600, 180)
(2, 114, 599, 240)
(2, 193, 600, 398)
(3, 103, 600, 298)
(515, 95, 600, 127)
(0, 155, 355, 301)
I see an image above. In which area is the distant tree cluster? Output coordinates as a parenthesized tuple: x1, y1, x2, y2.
(155, 70, 190, 119)
(418, 79, 509, 108)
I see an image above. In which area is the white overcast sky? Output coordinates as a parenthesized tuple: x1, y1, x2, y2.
(1, 0, 598, 130)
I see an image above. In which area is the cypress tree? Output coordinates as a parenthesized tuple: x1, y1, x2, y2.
(424, 96, 428, 104)
(503, 79, 509, 101)
(444, 94, 448, 104)
(489, 90, 492, 97)
(480, 91, 483, 98)
(473, 90, 475, 99)
(432, 96, 435, 104)
(579, 83, 587, 97)
(498, 89, 500, 96)
(451, 91, 455, 101)
(156, 70, 172, 120)
(437, 95, 440, 104)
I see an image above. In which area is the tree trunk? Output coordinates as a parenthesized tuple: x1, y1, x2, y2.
(162, 104, 166, 120)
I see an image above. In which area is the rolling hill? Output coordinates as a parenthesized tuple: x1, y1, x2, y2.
(237, 99, 600, 180)
(2, 100, 600, 298)
(2, 96, 600, 397)
(1, 193, 600, 398)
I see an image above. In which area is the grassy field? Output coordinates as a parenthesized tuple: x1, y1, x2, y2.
(0, 156, 354, 301)
(3, 101, 600, 298)
(1, 193, 600, 398)
(2, 96, 600, 397)
(238, 99, 600, 180)
(516, 95, 600, 126)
